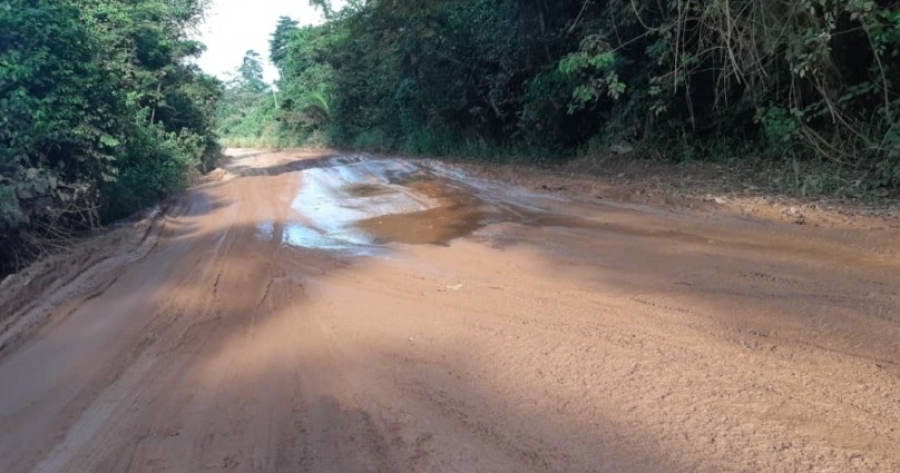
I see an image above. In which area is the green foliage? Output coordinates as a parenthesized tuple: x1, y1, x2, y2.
(236, 50, 269, 93)
(560, 35, 626, 110)
(216, 50, 283, 147)
(225, 0, 900, 193)
(1, 0, 220, 274)
(1, 0, 123, 229)
(270, 16, 300, 77)
(101, 121, 201, 221)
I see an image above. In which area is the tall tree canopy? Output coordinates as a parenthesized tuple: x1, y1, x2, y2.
(270, 16, 300, 77)
(219, 0, 900, 195)
(236, 50, 269, 93)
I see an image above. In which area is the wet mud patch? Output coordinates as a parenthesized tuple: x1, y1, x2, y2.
(353, 177, 489, 245)
(342, 183, 398, 198)
(256, 221, 377, 256)
(273, 155, 605, 252)
(356, 206, 488, 246)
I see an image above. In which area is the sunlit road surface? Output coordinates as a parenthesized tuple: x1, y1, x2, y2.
(1, 149, 899, 472)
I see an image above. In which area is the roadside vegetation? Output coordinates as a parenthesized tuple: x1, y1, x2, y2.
(5, 0, 900, 276)
(218, 0, 900, 198)
(0, 0, 220, 275)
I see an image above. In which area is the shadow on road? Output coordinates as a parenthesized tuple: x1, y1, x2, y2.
(1, 150, 899, 472)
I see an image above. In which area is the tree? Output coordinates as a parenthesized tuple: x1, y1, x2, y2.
(236, 50, 268, 93)
(1, 0, 221, 275)
(270, 16, 300, 77)
(229, 0, 900, 191)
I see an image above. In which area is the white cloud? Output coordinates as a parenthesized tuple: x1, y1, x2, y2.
(193, 0, 329, 83)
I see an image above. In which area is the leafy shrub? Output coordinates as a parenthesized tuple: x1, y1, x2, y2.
(222, 0, 900, 195)
(1, 0, 220, 275)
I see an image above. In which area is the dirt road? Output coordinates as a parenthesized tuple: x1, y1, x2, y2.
(1, 150, 899, 473)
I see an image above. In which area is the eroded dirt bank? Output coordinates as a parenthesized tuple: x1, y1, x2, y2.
(1, 149, 899, 473)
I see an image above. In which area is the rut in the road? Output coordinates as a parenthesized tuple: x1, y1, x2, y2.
(0, 150, 898, 473)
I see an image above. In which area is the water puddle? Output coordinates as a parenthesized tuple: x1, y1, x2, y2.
(257, 155, 595, 254)
(257, 220, 377, 256)
(356, 205, 487, 245)
(282, 224, 352, 250)
(342, 183, 398, 198)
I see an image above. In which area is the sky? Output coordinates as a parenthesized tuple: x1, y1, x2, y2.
(194, 0, 332, 84)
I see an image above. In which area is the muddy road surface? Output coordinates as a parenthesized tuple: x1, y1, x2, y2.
(1, 150, 899, 473)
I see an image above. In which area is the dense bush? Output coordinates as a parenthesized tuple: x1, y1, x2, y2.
(562, 0, 900, 190)
(1, 0, 220, 274)
(223, 0, 900, 195)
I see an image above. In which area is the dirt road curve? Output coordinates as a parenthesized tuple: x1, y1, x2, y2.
(1, 150, 899, 473)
